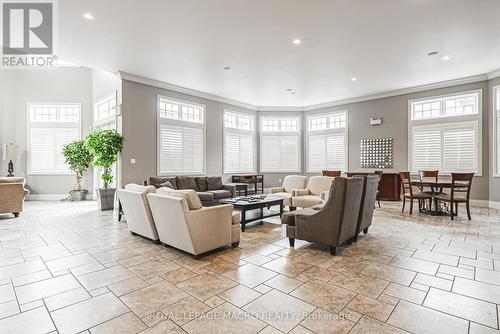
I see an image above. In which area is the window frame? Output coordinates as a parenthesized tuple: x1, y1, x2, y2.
(494, 85, 500, 177)
(305, 110, 349, 173)
(93, 92, 117, 129)
(156, 95, 206, 176)
(407, 89, 482, 176)
(259, 115, 302, 173)
(222, 109, 256, 174)
(27, 102, 82, 175)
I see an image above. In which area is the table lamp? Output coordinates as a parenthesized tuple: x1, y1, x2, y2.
(3, 143, 20, 177)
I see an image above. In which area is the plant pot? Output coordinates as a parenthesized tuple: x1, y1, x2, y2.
(69, 190, 87, 201)
(96, 188, 116, 211)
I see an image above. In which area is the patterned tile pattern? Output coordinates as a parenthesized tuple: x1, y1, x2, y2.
(0, 201, 499, 333)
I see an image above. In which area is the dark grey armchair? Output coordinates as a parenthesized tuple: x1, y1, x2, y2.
(282, 177, 364, 255)
(354, 175, 379, 241)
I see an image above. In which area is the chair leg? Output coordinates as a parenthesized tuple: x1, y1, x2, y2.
(363, 227, 369, 234)
(466, 201, 471, 220)
(377, 199, 381, 208)
(288, 238, 295, 247)
(402, 197, 406, 213)
(450, 201, 454, 220)
(231, 241, 240, 248)
(346, 238, 353, 245)
(353, 234, 358, 242)
(13, 212, 19, 217)
(289, 206, 296, 211)
(409, 199, 413, 215)
(329, 246, 336, 255)
(455, 203, 458, 217)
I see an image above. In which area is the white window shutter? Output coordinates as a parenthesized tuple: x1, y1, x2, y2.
(308, 135, 326, 171)
(224, 131, 254, 173)
(159, 124, 204, 174)
(326, 133, 345, 170)
(30, 127, 79, 173)
(411, 125, 442, 171)
(443, 123, 477, 172)
(261, 135, 299, 172)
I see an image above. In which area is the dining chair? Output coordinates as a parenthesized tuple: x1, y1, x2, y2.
(374, 170, 383, 208)
(322, 170, 341, 177)
(418, 170, 440, 209)
(399, 172, 432, 215)
(434, 173, 474, 220)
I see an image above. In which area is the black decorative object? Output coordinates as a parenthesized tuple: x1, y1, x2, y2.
(7, 160, 14, 177)
(360, 137, 393, 169)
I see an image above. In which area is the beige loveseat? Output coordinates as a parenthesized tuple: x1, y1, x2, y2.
(291, 176, 335, 208)
(117, 184, 159, 241)
(0, 177, 29, 217)
(269, 175, 308, 208)
(147, 188, 240, 258)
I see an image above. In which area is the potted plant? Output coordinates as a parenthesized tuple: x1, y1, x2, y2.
(62, 140, 92, 201)
(85, 129, 124, 210)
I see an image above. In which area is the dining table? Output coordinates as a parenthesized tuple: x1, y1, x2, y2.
(409, 179, 454, 216)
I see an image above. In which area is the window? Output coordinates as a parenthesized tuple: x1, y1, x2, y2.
(94, 93, 118, 188)
(157, 96, 205, 174)
(223, 110, 255, 173)
(27, 103, 81, 174)
(409, 90, 482, 174)
(260, 116, 301, 172)
(306, 111, 348, 172)
(495, 86, 500, 176)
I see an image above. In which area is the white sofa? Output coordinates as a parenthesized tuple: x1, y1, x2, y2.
(269, 175, 308, 207)
(147, 188, 240, 257)
(291, 176, 335, 208)
(117, 184, 159, 241)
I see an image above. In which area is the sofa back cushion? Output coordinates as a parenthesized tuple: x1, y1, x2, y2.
(283, 175, 308, 193)
(176, 176, 199, 191)
(195, 177, 208, 191)
(207, 177, 222, 190)
(308, 176, 335, 195)
(157, 188, 202, 210)
(148, 176, 177, 189)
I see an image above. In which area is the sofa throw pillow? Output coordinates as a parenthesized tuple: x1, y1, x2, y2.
(207, 177, 222, 190)
(148, 176, 177, 189)
(157, 188, 202, 210)
(195, 177, 208, 191)
(176, 176, 199, 191)
(159, 181, 174, 189)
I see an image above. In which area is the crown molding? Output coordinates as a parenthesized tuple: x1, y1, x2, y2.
(303, 74, 489, 111)
(119, 71, 258, 111)
(119, 70, 495, 112)
(487, 68, 500, 80)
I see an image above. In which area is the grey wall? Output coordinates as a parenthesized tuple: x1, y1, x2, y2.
(120, 80, 256, 186)
(489, 77, 500, 202)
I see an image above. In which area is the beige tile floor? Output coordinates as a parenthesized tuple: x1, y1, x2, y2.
(0, 200, 499, 334)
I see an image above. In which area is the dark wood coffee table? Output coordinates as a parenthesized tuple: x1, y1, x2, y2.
(219, 195, 284, 232)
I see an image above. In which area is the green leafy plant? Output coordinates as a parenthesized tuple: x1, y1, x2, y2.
(62, 140, 92, 192)
(85, 129, 124, 189)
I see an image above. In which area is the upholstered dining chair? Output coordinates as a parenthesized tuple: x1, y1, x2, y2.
(434, 172, 474, 220)
(400, 172, 432, 215)
(322, 170, 341, 177)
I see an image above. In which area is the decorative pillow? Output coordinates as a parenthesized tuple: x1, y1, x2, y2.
(195, 177, 208, 192)
(159, 181, 174, 189)
(148, 176, 177, 189)
(207, 177, 222, 190)
(157, 188, 202, 210)
(176, 176, 199, 191)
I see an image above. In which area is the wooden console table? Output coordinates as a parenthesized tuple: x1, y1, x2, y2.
(231, 175, 264, 194)
(346, 172, 401, 201)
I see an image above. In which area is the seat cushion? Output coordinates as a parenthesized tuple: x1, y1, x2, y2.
(208, 189, 232, 199)
(231, 211, 241, 225)
(310, 203, 324, 210)
(148, 176, 177, 189)
(195, 177, 208, 191)
(404, 192, 432, 199)
(434, 194, 467, 202)
(176, 176, 199, 191)
(196, 192, 215, 202)
(270, 192, 292, 206)
(207, 177, 223, 190)
(157, 188, 202, 210)
(292, 195, 323, 208)
(281, 208, 317, 225)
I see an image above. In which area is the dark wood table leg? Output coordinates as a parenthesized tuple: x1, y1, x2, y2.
(280, 203, 284, 217)
(118, 201, 123, 222)
(241, 209, 246, 232)
(245, 186, 248, 197)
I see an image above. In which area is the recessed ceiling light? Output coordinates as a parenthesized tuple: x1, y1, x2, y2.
(285, 88, 293, 91)
(291, 92, 296, 95)
(427, 51, 439, 56)
(223, 66, 231, 70)
(83, 13, 95, 20)
(351, 77, 358, 82)
(292, 38, 302, 45)
(441, 55, 451, 61)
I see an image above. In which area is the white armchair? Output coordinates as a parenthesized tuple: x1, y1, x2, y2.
(117, 184, 159, 241)
(291, 176, 335, 208)
(147, 190, 240, 258)
(269, 175, 308, 207)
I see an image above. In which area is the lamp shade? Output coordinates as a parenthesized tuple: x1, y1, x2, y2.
(5, 143, 20, 161)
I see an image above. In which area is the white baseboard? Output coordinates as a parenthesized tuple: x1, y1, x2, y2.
(469, 199, 490, 208)
(488, 201, 500, 210)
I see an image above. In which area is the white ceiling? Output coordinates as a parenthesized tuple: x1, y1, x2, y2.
(58, 0, 500, 107)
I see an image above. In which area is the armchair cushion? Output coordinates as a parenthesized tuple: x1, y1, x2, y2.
(281, 208, 317, 225)
(197, 192, 215, 202)
(157, 188, 202, 210)
(232, 211, 241, 225)
(270, 192, 292, 206)
(176, 176, 199, 191)
(269, 187, 285, 194)
(293, 189, 310, 196)
(292, 195, 323, 208)
(207, 177, 223, 190)
(208, 189, 232, 200)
